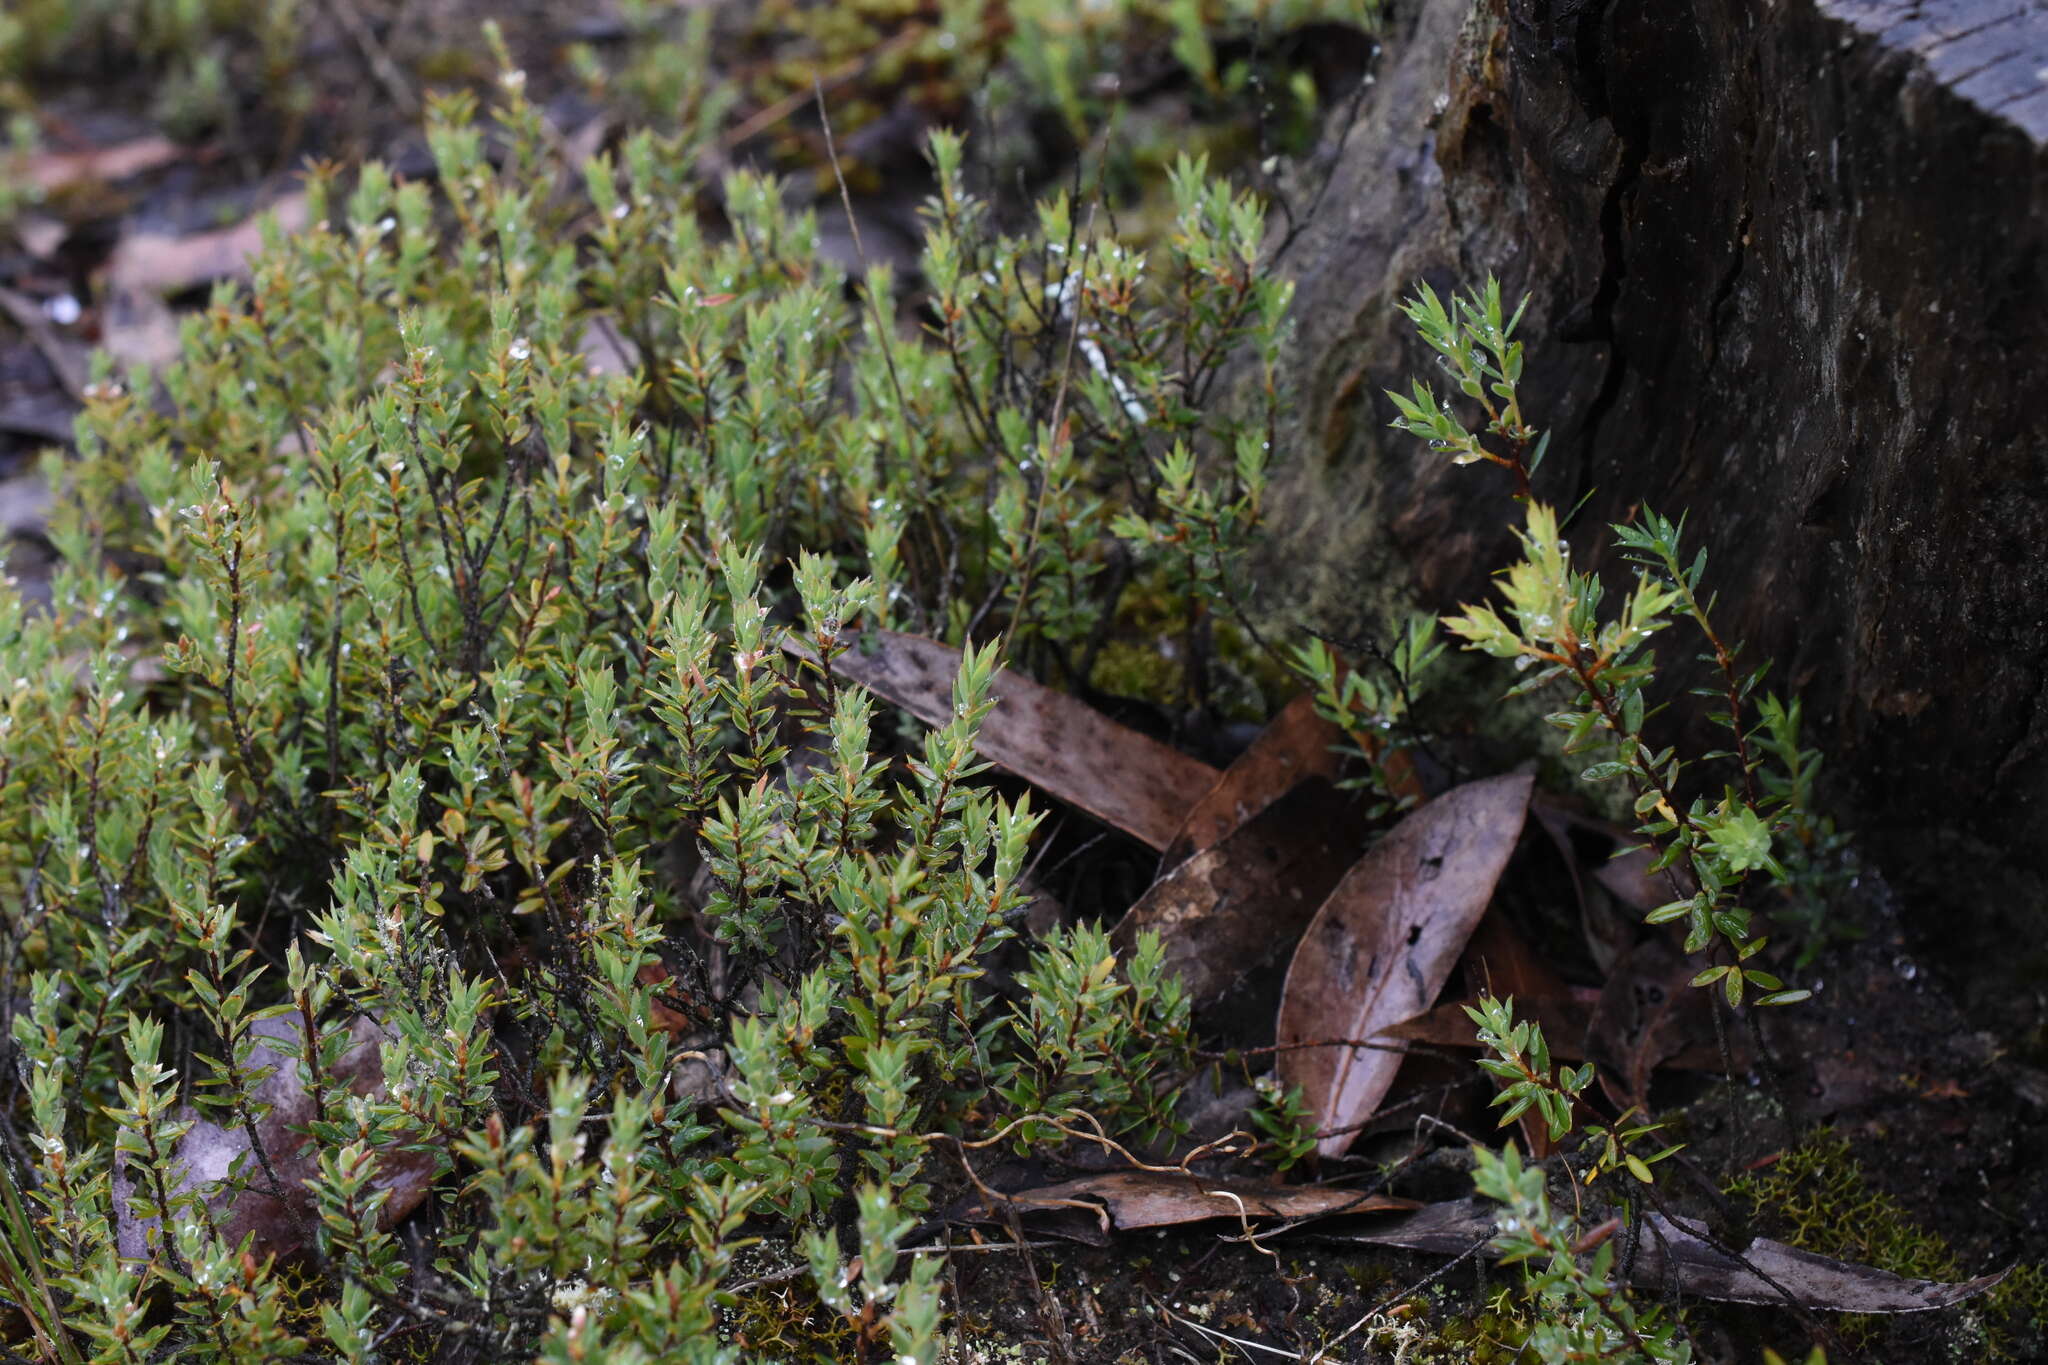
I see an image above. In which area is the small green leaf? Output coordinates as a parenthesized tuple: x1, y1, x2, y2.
(1756, 989, 1812, 1007)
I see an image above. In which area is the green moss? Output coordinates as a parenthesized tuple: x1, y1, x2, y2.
(1728, 1129, 2044, 1360)
(1727, 1130, 1960, 1283)
(723, 1282, 864, 1360)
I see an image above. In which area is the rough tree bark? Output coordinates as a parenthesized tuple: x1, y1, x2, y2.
(1252, 0, 2048, 1023)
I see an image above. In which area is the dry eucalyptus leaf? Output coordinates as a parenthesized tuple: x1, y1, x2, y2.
(1375, 993, 1592, 1055)
(1277, 772, 1534, 1157)
(1111, 778, 1369, 1008)
(1632, 1213, 2009, 1312)
(26, 135, 185, 193)
(821, 630, 1218, 851)
(967, 1170, 1417, 1236)
(1462, 913, 1578, 1157)
(1372, 992, 1729, 1075)
(1159, 693, 1345, 870)
(104, 191, 311, 297)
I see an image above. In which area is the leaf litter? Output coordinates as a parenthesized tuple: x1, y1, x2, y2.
(819, 629, 1218, 851)
(1109, 777, 1371, 1009)
(869, 675, 2003, 1316)
(1157, 692, 1346, 870)
(1276, 772, 1535, 1157)
(113, 1015, 439, 1264)
(958, 1170, 1417, 1241)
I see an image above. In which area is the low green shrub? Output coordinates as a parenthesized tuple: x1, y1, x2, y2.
(0, 64, 1294, 1360)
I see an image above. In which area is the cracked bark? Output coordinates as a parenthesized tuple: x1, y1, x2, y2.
(1249, 0, 2048, 1032)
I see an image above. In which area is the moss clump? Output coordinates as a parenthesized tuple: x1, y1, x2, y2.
(1727, 1130, 1961, 1283)
(1728, 1128, 2044, 1359)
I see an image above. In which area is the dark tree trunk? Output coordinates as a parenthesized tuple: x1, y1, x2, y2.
(1255, 0, 2048, 1027)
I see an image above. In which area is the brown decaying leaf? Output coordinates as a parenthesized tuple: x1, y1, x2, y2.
(1463, 911, 1570, 1001)
(1277, 772, 1534, 1158)
(820, 631, 1218, 851)
(114, 1016, 439, 1263)
(25, 135, 186, 193)
(1321, 1198, 2008, 1313)
(965, 1170, 1417, 1236)
(1159, 693, 1344, 870)
(1110, 778, 1370, 1008)
(1588, 937, 1743, 1113)
(103, 191, 311, 298)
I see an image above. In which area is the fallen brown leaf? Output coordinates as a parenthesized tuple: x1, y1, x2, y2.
(1463, 911, 1571, 1002)
(1159, 694, 1345, 870)
(1277, 773, 1534, 1157)
(104, 191, 311, 298)
(1110, 779, 1370, 1008)
(26, 136, 186, 194)
(1531, 794, 1685, 973)
(1631, 1212, 2010, 1312)
(1587, 937, 1744, 1113)
(963, 1169, 1417, 1237)
(819, 631, 1218, 851)
(1373, 992, 1731, 1075)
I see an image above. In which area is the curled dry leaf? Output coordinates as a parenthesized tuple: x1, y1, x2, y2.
(1278, 772, 1534, 1157)
(1110, 778, 1371, 1008)
(1159, 693, 1345, 870)
(820, 630, 1218, 851)
(963, 1169, 1417, 1238)
(115, 1016, 439, 1263)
